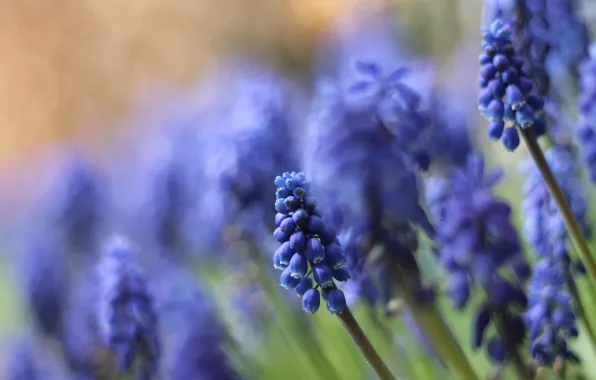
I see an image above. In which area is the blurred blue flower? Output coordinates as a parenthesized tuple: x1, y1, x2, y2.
(20, 234, 68, 338)
(478, 19, 546, 150)
(45, 155, 106, 255)
(522, 146, 591, 263)
(97, 236, 160, 379)
(430, 153, 530, 363)
(526, 259, 580, 366)
(346, 62, 432, 170)
(307, 76, 433, 236)
(577, 46, 596, 182)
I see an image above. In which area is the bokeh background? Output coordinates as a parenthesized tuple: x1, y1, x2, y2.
(3, 0, 596, 378)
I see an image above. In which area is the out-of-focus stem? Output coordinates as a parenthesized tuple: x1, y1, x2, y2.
(407, 302, 480, 380)
(337, 306, 397, 380)
(520, 127, 596, 286)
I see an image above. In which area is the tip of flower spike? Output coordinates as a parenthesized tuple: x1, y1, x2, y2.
(489, 19, 510, 41)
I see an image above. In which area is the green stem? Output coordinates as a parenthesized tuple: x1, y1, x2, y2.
(407, 302, 480, 380)
(386, 259, 478, 380)
(519, 128, 596, 286)
(337, 306, 397, 380)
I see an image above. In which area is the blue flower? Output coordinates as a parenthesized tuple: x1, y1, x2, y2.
(145, 135, 194, 255)
(346, 61, 432, 170)
(520, 146, 586, 367)
(339, 228, 379, 306)
(577, 46, 596, 182)
(157, 268, 242, 380)
(46, 155, 105, 255)
(20, 234, 68, 338)
(217, 64, 299, 231)
(521, 146, 591, 263)
(273, 172, 349, 314)
(478, 19, 546, 150)
(307, 77, 433, 237)
(525, 259, 580, 366)
(430, 153, 530, 363)
(97, 236, 160, 379)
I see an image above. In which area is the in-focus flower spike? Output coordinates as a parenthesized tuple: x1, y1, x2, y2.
(577, 46, 596, 182)
(274, 179, 398, 377)
(272, 172, 349, 314)
(46, 155, 106, 255)
(525, 259, 580, 368)
(157, 268, 242, 380)
(431, 153, 531, 375)
(347, 61, 432, 170)
(97, 236, 160, 379)
(478, 19, 546, 151)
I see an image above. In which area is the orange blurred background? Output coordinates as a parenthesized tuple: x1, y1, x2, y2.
(0, 0, 480, 212)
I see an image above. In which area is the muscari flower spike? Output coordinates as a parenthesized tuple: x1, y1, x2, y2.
(478, 19, 546, 151)
(521, 146, 586, 367)
(97, 236, 160, 380)
(577, 45, 596, 183)
(21, 235, 68, 339)
(522, 146, 590, 267)
(273, 172, 349, 314)
(347, 61, 432, 170)
(48, 156, 105, 254)
(525, 259, 580, 366)
(430, 153, 530, 363)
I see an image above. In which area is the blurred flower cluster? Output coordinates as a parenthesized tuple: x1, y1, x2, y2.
(6, 1, 596, 380)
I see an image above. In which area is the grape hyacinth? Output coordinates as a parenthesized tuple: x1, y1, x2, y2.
(522, 146, 591, 265)
(273, 171, 348, 314)
(521, 146, 594, 367)
(97, 236, 160, 379)
(47, 156, 105, 255)
(478, 19, 546, 151)
(431, 154, 531, 373)
(577, 46, 596, 182)
(526, 259, 580, 368)
(20, 234, 68, 339)
(347, 61, 433, 170)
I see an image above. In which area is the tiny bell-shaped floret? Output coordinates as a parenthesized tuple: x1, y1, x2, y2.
(302, 288, 321, 313)
(325, 289, 347, 314)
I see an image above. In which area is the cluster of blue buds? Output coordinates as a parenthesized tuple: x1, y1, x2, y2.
(525, 259, 580, 366)
(273, 172, 349, 314)
(97, 236, 160, 379)
(478, 19, 546, 151)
